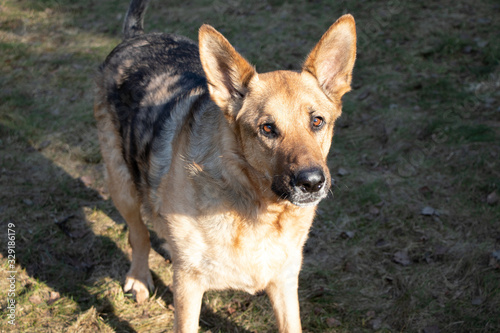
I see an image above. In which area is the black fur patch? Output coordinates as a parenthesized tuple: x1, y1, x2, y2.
(99, 33, 209, 189)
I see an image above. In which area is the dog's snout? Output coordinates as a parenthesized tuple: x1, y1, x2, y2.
(295, 168, 325, 193)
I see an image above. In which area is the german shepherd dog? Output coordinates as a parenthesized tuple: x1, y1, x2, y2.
(94, 0, 356, 331)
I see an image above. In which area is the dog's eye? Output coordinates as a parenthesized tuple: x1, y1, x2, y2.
(261, 123, 278, 138)
(312, 116, 324, 129)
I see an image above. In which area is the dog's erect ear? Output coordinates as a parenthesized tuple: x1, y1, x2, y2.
(199, 24, 256, 118)
(303, 14, 356, 99)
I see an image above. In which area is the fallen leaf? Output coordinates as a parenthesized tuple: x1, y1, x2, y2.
(369, 206, 380, 215)
(340, 231, 355, 239)
(463, 45, 473, 54)
(29, 295, 43, 304)
(434, 245, 449, 258)
(357, 90, 370, 101)
(23, 199, 34, 206)
(343, 260, 357, 273)
(393, 250, 411, 266)
(47, 291, 60, 305)
(423, 326, 440, 333)
(80, 175, 94, 187)
(37, 140, 51, 151)
(487, 191, 498, 206)
(70, 229, 90, 239)
(475, 39, 488, 48)
(313, 307, 323, 315)
(55, 215, 76, 238)
(98, 186, 110, 200)
(337, 167, 349, 176)
(471, 297, 484, 305)
(476, 17, 491, 24)
(489, 250, 500, 269)
(326, 317, 341, 327)
(365, 310, 375, 319)
(371, 317, 383, 330)
(421, 206, 435, 216)
(141, 309, 150, 319)
(419, 186, 433, 196)
(308, 287, 326, 299)
(424, 251, 433, 264)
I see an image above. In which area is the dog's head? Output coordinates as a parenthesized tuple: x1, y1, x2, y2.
(199, 16, 356, 207)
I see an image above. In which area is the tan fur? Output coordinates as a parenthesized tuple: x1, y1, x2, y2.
(95, 12, 356, 333)
(94, 86, 154, 303)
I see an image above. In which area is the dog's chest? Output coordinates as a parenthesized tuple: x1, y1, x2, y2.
(170, 207, 314, 293)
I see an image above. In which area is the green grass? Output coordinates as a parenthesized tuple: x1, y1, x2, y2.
(1, 0, 499, 332)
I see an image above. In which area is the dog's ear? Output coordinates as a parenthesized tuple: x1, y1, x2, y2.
(303, 14, 356, 99)
(199, 24, 256, 119)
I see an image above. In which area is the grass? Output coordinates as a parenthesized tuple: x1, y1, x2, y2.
(1, 0, 499, 332)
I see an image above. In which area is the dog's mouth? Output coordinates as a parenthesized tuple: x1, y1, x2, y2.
(271, 167, 330, 207)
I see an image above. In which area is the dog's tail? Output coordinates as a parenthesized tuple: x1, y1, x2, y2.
(123, 0, 150, 39)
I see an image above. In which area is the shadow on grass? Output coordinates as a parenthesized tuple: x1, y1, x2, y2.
(0, 124, 252, 332)
(0, 126, 138, 331)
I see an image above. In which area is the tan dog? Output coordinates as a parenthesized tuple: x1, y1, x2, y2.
(94, 0, 356, 331)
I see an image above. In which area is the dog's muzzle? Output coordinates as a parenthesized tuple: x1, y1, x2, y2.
(272, 167, 330, 207)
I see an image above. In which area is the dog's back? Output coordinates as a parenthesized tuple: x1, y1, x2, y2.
(96, 15, 212, 210)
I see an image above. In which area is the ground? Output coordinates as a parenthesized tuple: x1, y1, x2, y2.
(0, 0, 499, 332)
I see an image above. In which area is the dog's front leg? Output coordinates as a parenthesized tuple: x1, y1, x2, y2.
(266, 273, 302, 333)
(172, 269, 205, 333)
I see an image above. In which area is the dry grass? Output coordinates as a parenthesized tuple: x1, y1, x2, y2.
(1, 0, 499, 332)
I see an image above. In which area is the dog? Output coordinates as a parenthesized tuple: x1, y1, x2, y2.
(94, 0, 356, 331)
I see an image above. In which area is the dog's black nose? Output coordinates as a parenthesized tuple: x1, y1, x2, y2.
(295, 168, 325, 193)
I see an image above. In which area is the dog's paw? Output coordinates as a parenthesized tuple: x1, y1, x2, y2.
(124, 270, 154, 304)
